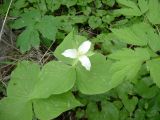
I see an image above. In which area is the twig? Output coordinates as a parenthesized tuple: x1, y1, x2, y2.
(39, 41, 55, 64)
(0, 0, 14, 42)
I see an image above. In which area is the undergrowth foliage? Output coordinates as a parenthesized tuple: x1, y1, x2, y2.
(1, 0, 160, 120)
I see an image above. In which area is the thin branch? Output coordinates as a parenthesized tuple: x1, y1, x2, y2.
(0, 0, 14, 42)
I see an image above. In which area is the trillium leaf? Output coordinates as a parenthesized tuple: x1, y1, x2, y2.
(32, 61, 76, 98)
(76, 53, 112, 95)
(33, 92, 81, 120)
(7, 61, 40, 100)
(147, 59, 160, 88)
(0, 61, 80, 120)
(0, 98, 32, 120)
(54, 30, 87, 65)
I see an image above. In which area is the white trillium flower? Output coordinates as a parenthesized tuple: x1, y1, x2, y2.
(62, 40, 92, 71)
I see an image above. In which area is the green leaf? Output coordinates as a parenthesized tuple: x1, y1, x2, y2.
(17, 26, 40, 53)
(0, 61, 80, 120)
(114, 0, 142, 16)
(111, 23, 149, 46)
(147, 59, 160, 88)
(32, 61, 76, 98)
(36, 15, 59, 40)
(147, 0, 160, 24)
(0, 61, 39, 120)
(11, 9, 41, 29)
(86, 101, 119, 120)
(54, 30, 87, 65)
(7, 61, 40, 100)
(135, 77, 159, 98)
(33, 92, 81, 120)
(116, 82, 138, 113)
(88, 16, 102, 29)
(62, 0, 77, 7)
(46, 0, 61, 12)
(138, 0, 148, 14)
(76, 54, 112, 95)
(0, 98, 32, 120)
(108, 48, 150, 81)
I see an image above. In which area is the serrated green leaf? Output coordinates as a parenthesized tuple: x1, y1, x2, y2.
(11, 9, 41, 29)
(138, 0, 148, 14)
(88, 16, 102, 29)
(135, 77, 159, 98)
(147, 59, 160, 88)
(76, 54, 112, 95)
(86, 101, 119, 120)
(111, 23, 149, 46)
(46, 0, 61, 12)
(108, 48, 150, 81)
(33, 92, 81, 120)
(62, 0, 77, 7)
(32, 61, 76, 98)
(147, 0, 160, 24)
(17, 26, 40, 53)
(54, 30, 87, 65)
(36, 16, 59, 40)
(114, 0, 142, 16)
(117, 82, 138, 113)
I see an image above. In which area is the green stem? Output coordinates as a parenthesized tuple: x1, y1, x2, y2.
(72, 59, 79, 67)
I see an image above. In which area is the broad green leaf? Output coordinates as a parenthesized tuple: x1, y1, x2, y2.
(86, 101, 119, 120)
(88, 16, 102, 29)
(32, 61, 76, 98)
(54, 30, 87, 65)
(0, 61, 80, 120)
(147, 59, 160, 88)
(36, 16, 59, 40)
(76, 54, 112, 95)
(33, 92, 81, 120)
(7, 61, 40, 100)
(111, 23, 149, 46)
(108, 48, 150, 81)
(16, 26, 40, 53)
(114, 0, 142, 16)
(147, 0, 160, 24)
(0, 98, 32, 120)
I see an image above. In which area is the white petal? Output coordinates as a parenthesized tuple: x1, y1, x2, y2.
(62, 49, 78, 59)
(79, 55, 91, 71)
(78, 40, 91, 54)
